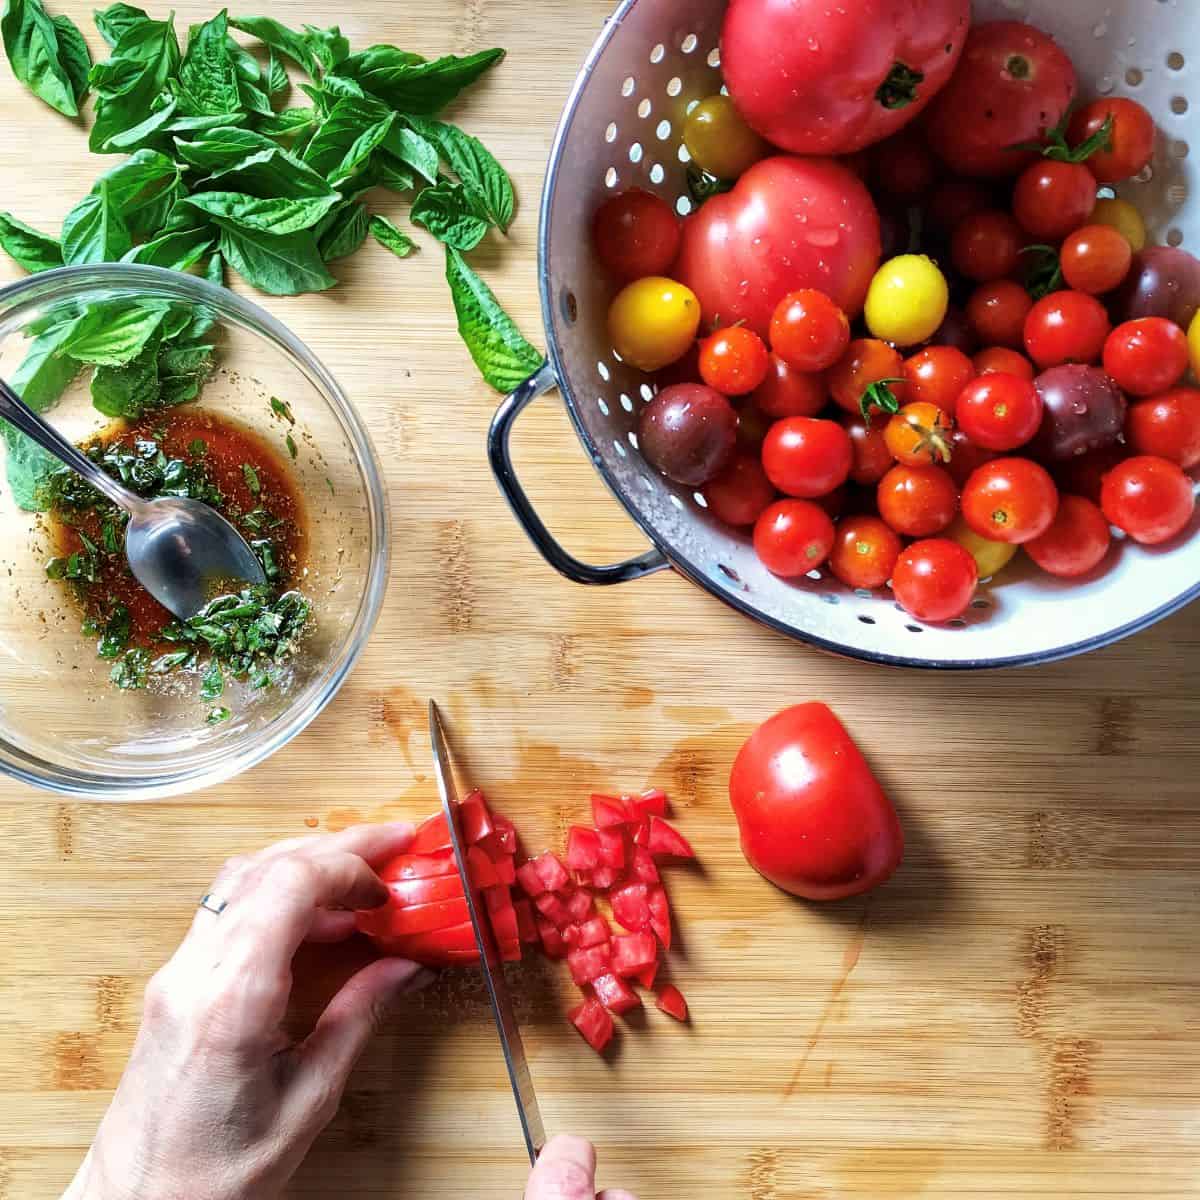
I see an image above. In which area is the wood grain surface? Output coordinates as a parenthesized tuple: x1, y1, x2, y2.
(1, 2, 1199, 1197)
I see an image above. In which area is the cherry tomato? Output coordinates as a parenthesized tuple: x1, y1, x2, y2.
(1031, 364, 1127, 462)
(891, 538, 978, 622)
(1024, 494, 1111, 577)
(1024, 291, 1111, 369)
(965, 281, 1033, 350)
(961, 457, 1058, 543)
(702, 452, 777, 526)
(829, 338, 904, 415)
(927, 305, 978, 356)
(608, 276, 701, 372)
(1090, 197, 1147, 254)
(1013, 160, 1098, 240)
(902, 346, 974, 417)
(955, 373, 1043, 451)
(1054, 444, 1125, 505)
(1067, 97, 1156, 185)
(829, 515, 902, 590)
(1101, 455, 1196, 545)
(884, 401, 953, 467)
(873, 131, 936, 200)
(1115, 246, 1200, 330)
(1126, 387, 1200, 469)
(699, 325, 770, 396)
(761, 417, 852, 498)
(877, 463, 958, 536)
(753, 499, 836, 576)
(865, 255, 949, 347)
(769, 289, 851, 372)
(735, 401, 773, 451)
(752, 355, 827, 419)
(947, 514, 1017, 579)
(1102, 318, 1190, 398)
(1191, 310, 1200, 379)
(946, 428, 998, 487)
(973, 346, 1035, 380)
(592, 189, 682, 282)
(842, 414, 894, 486)
(927, 177, 993, 232)
(951, 210, 1023, 282)
(1060, 224, 1133, 295)
(682, 94, 770, 180)
(639, 384, 738, 485)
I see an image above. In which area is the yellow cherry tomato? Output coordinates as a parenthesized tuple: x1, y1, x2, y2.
(864, 255, 949, 347)
(948, 514, 1016, 580)
(1189, 309, 1200, 381)
(1089, 197, 1147, 254)
(607, 276, 700, 372)
(683, 94, 770, 181)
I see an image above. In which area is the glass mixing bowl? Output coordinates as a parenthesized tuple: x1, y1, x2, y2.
(0, 264, 389, 798)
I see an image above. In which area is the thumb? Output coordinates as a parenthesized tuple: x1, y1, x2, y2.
(525, 1135, 597, 1200)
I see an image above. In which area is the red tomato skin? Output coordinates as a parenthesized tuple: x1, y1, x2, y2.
(973, 347, 1035, 380)
(902, 346, 975, 417)
(1012, 161, 1098, 240)
(891, 538, 979, 621)
(877, 463, 959, 536)
(769, 289, 850, 372)
(761, 416, 852, 497)
(923, 21, 1077, 178)
(955, 373, 1043, 451)
(927, 177, 994, 232)
(842, 413, 894, 485)
(592, 189, 682, 281)
(1124, 388, 1200, 469)
(728, 703, 903, 901)
(752, 354, 827, 419)
(699, 325, 771, 396)
(674, 156, 882, 337)
(1054, 444, 1126, 505)
(753, 499, 836, 576)
(829, 515, 902, 589)
(1101, 455, 1196, 545)
(1067, 98, 1156, 185)
(720, 0, 969, 155)
(966, 280, 1033, 349)
(951, 210, 1023, 282)
(702, 452, 777, 527)
(962, 457, 1059, 543)
(1102, 318, 1190, 398)
(946, 428, 998, 487)
(1024, 494, 1111, 577)
(1024, 291, 1111, 369)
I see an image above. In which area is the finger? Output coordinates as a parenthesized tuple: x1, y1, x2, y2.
(525, 1135, 597, 1200)
(306, 909, 360, 944)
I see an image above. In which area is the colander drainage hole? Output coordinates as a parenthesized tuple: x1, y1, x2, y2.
(970, 598, 990, 610)
(857, 615, 876, 625)
(561, 288, 577, 324)
(1167, 51, 1185, 71)
(905, 625, 923, 634)
(947, 618, 967, 628)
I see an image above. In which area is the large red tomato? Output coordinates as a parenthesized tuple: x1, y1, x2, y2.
(721, 0, 969, 155)
(923, 21, 1077, 178)
(675, 156, 882, 337)
(728, 703, 903, 900)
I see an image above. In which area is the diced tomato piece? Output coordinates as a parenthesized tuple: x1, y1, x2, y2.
(596, 827, 626, 869)
(516, 861, 546, 897)
(411, 812, 453, 854)
(482, 884, 511, 914)
(376, 896, 471, 937)
(533, 891, 571, 928)
(647, 816, 694, 859)
(500, 938, 523, 963)
(647, 884, 671, 949)
(629, 788, 669, 818)
(593, 972, 642, 1015)
(567, 943, 614, 985)
(634, 960, 659, 989)
(631, 819, 651, 847)
(591, 864, 618, 890)
(494, 856, 515, 886)
(576, 915, 611, 948)
(566, 889, 596, 923)
(532, 851, 571, 893)
(611, 931, 657, 976)
(536, 916, 566, 959)
(591, 794, 627, 828)
(466, 845, 500, 889)
(656, 984, 688, 1022)
(489, 902, 520, 951)
(460, 790, 494, 844)
(568, 996, 613, 1054)
(490, 815, 518, 857)
(385, 873, 464, 907)
(566, 826, 602, 871)
(563, 924, 581, 946)
(514, 898, 537, 943)
(630, 845, 660, 885)
(379, 850, 458, 883)
(610, 881, 651, 932)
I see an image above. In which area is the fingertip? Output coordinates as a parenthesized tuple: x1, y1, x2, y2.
(540, 1134, 596, 1168)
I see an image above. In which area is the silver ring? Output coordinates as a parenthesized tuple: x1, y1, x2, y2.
(198, 893, 229, 916)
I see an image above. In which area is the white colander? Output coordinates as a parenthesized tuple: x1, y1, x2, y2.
(489, 0, 1199, 669)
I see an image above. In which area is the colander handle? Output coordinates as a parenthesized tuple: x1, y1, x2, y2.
(489, 362, 669, 586)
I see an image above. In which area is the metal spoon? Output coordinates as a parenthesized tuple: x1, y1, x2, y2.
(0, 377, 265, 621)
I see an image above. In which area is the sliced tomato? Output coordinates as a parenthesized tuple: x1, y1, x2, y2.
(591, 795, 627, 827)
(568, 997, 614, 1054)
(531, 852, 571, 893)
(628, 789, 669, 819)
(493, 857, 515, 887)
(611, 931, 658, 976)
(593, 972, 642, 1015)
(537, 917, 566, 959)
(383, 896, 471, 937)
(514, 898, 537, 943)
(382, 919, 479, 962)
(489, 901, 520, 948)
(647, 885, 672, 950)
(379, 850, 457, 883)
(533, 892, 571, 928)
(596, 827, 626, 869)
(460, 790, 494, 844)
(565, 889, 595, 924)
(500, 939, 522, 964)
(466, 845, 500, 889)
(610, 882, 651, 932)
(647, 817, 695, 860)
(576, 915, 612, 948)
(635, 960, 659, 990)
(630, 845, 660, 885)
(631, 820, 651, 847)
(410, 812, 453, 854)
(591, 864, 619, 890)
(563, 924, 581, 947)
(482, 884, 511, 914)
(480, 815, 517, 859)
(567, 944, 614, 985)
(515, 861, 546, 897)
(566, 826, 602, 871)
(385, 873, 464, 907)
(655, 985, 689, 1022)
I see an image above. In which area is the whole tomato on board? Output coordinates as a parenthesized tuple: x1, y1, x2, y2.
(674, 156, 883, 337)
(720, 0, 969, 155)
(923, 21, 1077, 178)
(729, 704, 903, 901)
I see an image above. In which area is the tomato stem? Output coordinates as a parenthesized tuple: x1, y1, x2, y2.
(858, 378, 907, 421)
(1019, 243, 1063, 299)
(1005, 54, 1032, 81)
(876, 61, 924, 110)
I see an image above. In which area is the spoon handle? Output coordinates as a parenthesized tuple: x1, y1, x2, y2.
(0, 378, 142, 512)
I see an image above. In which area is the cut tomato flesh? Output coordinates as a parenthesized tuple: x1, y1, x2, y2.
(591, 794, 627, 828)
(656, 984, 688, 1022)
(380, 850, 457, 882)
(411, 812, 453, 854)
(630, 845, 660, 885)
(514, 898, 538, 943)
(576, 915, 611, 948)
(610, 881, 651, 932)
(466, 845, 500, 889)
(532, 851, 571, 893)
(533, 892, 571, 928)
(489, 903, 520, 950)
(383, 919, 479, 960)
(630, 788, 669, 818)
(569, 997, 613, 1054)
(634, 960, 659, 989)
(566, 826, 602, 870)
(591, 864, 619, 890)
(567, 943, 614, 985)
(593, 972, 642, 1015)
(516, 861, 546, 897)
(385, 873, 464, 907)
(493, 856, 516, 886)
(536, 917, 566, 959)
(565, 889, 595, 923)
(460, 790, 495, 844)
(611, 931, 657, 976)
(596, 827, 626, 869)
(631, 820, 651, 847)
(647, 816, 694, 859)
(383, 896, 471, 936)
(647, 884, 671, 949)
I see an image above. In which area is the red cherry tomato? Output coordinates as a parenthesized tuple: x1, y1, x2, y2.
(961, 457, 1059, 543)
(1060, 224, 1133, 295)
(946, 427, 998, 487)
(1024, 291, 1111, 368)
(973, 346, 1035, 379)
(842, 413, 894, 486)
(702, 452, 777, 526)
(902, 346, 975, 416)
(891, 538, 978, 622)
(877, 463, 958, 536)
(873, 131, 936, 200)
(1054, 443, 1126, 505)
(829, 515, 902, 590)
(751, 354, 827, 419)
(1024, 494, 1111, 577)
(1101, 455, 1196, 545)
(884, 401, 953, 467)
(1102, 318, 1190, 397)
(761, 417, 852, 498)
(753, 499, 836, 576)
(1012, 160, 1098, 240)
(1067, 97, 1156, 185)
(927, 177, 993, 232)
(829, 338, 905, 415)
(592, 188, 682, 281)
(769, 288, 851, 372)
(966, 280, 1033, 349)
(955, 373, 1043, 451)
(951, 210, 1023, 282)
(699, 325, 770, 396)
(1124, 387, 1200, 469)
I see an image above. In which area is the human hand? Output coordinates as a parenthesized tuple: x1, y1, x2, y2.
(525, 1135, 639, 1200)
(63, 822, 431, 1200)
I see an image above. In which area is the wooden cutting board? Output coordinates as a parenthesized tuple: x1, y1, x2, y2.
(1, 3, 1198, 1197)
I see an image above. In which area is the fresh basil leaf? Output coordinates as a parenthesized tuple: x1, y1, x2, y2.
(2, 0, 90, 115)
(176, 10, 238, 117)
(94, 2, 150, 48)
(165, 110, 242, 134)
(91, 340, 160, 417)
(369, 214, 414, 259)
(61, 179, 132, 263)
(204, 250, 223, 287)
(157, 340, 212, 405)
(381, 122, 439, 185)
(374, 152, 415, 194)
(301, 23, 347, 74)
(340, 45, 503, 114)
(3, 422, 58, 508)
(234, 71, 272, 116)
(93, 148, 181, 235)
(315, 72, 362, 101)
(407, 115, 513, 230)
(101, 90, 178, 151)
(173, 123, 274, 168)
(253, 105, 315, 139)
(120, 226, 213, 270)
(229, 14, 317, 77)
(59, 297, 170, 365)
(444, 246, 542, 393)
(301, 94, 393, 184)
(225, 33, 260, 85)
(411, 179, 488, 250)
(201, 658, 224, 700)
(215, 220, 335, 294)
(183, 189, 340, 235)
(88, 13, 180, 153)
(199, 144, 336, 199)
(266, 49, 287, 95)
(0, 211, 63, 271)
(317, 200, 367, 260)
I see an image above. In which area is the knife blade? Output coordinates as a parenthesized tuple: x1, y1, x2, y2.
(428, 700, 546, 1165)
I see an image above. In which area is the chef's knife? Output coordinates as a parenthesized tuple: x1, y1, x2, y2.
(428, 700, 546, 1165)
